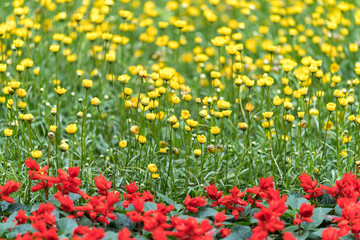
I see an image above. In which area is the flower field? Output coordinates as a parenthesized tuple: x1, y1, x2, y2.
(1, 0, 360, 239)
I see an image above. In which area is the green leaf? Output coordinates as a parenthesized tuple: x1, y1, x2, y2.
(5, 224, 35, 239)
(143, 202, 157, 212)
(193, 207, 217, 218)
(114, 213, 135, 230)
(104, 231, 118, 239)
(303, 208, 332, 229)
(7, 203, 25, 213)
(287, 195, 309, 210)
(223, 225, 252, 240)
(56, 217, 78, 236)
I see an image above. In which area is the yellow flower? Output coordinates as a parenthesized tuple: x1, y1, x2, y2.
(60, 142, 69, 152)
(238, 122, 248, 131)
(262, 112, 273, 120)
(16, 88, 27, 98)
(50, 125, 57, 132)
(194, 149, 202, 157)
(4, 128, 13, 137)
(136, 135, 147, 144)
(326, 102, 336, 112)
(54, 86, 67, 96)
(245, 102, 254, 112)
(82, 79, 93, 88)
(91, 97, 101, 106)
(13, 39, 24, 48)
(197, 135, 206, 144)
(340, 149, 348, 158)
(342, 135, 352, 144)
(0, 63, 7, 73)
(210, 126, 220, 136)
(49, 44, 60, 53)
(152, 173, 159, 179)
(65, 124, 78, 134)
(273, 96, 282, 106)
(147, 163, 158, 173)
(324, 121, 333, 130)
(31, 150, 42, 159)
(119, 140, 127, 148)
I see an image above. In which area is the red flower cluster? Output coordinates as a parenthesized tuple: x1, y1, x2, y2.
(294, 203, 314, 225)
(298, 173, 323, 200)
(250, 189, 287, 240)
(0, 180, 21, 204)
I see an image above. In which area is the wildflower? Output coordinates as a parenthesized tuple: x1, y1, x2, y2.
(82, 79, 93, 88)
(147, 164, 157, 173)
(238, 122, 248, 131)
(298, 173, 323, 200)
(294, 203, 314, 225)
(136, 135, 146, 144)
(0, 180, 21, 203)
(194, 149, 202, 157)
(197, 135, 206, 144)
(4, 128, 13, 137)
(184, 195, 207, 213)
(91, 97, 101, 106)
(210, 126, 220, 136)
(54, 86, 67, 95)
(31, 150, 42, 159)
(65, 124, 78, 134)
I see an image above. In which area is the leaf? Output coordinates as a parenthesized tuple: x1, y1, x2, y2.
(114, 213, 135, 230)
(287, 195, 309, 210)
(56, 217, 78, 236)
(303, 208, 332, 229)
(335, 204, 342, 216)
(69, 193, 82, 201)
(308, 228, 326, 239)
(223, 225, 252, 240)
(156, 193, 182, 211)
(0, 201, 11, 212)
(193, 207, 218, 218)
(143, 202, 157, 212)
(0, 220, 16, 236)
(104, 231, 118, 239)
(7, 203, 25, 213)
(6, 224, 35, 239)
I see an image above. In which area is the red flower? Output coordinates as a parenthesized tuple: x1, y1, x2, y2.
(14, 210, 28, 225)
(204, 184, 222, 206)
(118, 228, 135, 240)
(73, 226, 105, 240)
(132, 196, 145, 213)
(322, 226, 344, 240)
(184, 195, 207, 213)
(298, 173, 323, 200)
(168, 216, 213, 240)
(54, 168, 89, 200)
(219, 228, 231, 238)
(283, 232, 296, 240)
(0, 180, 21, 203)
(214, 210, 227, 227)
(294, 203, 314, 225)
(94, 174, 112, 196)
(247, 177, 274, 204)
(218, 186, 247, 220)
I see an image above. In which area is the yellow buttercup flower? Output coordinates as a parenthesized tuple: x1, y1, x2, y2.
(91, 97, 101, 106)
(4, 128, 13, 137)
(65, 124, 78, 134)
(147, 163, 158, 173)
(54, 86, 67, 96)
(82, 79, 93, 88)
(31, 150, 42, 159)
